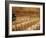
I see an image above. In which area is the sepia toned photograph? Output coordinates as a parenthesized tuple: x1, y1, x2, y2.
(5, 1, 45, 37)
(12, 7, 40, 31)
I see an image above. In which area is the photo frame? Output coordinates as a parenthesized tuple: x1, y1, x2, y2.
(5, 1, 45, 37)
